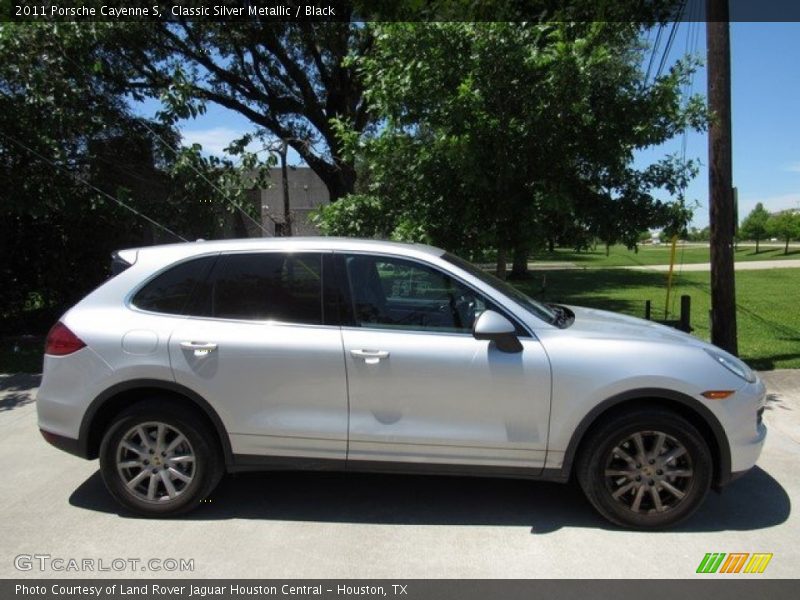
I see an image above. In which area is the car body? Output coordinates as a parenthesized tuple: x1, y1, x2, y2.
(37, 238, 767, 528)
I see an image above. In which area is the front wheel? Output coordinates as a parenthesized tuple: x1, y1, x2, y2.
(576, 408, 712, 529)
(99, 401, 223, 517)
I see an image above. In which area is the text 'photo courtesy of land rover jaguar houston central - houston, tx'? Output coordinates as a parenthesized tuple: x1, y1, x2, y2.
(37, 238, 766, 529)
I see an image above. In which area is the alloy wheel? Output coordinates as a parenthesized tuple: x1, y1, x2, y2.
(603, 430, 694, 514)
(115, 422, 196, 503)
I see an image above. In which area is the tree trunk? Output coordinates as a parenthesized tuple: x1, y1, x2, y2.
(548, 238, 555, 253)
(511, 247, 529, 278)
(605, 242, 611, 257)
(755, 237, 760, 253)
(495, 247, 507, 280)
(786, 237, 790, 255)
(315, 160, 357, 203)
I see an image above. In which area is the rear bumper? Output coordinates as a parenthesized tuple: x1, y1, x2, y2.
(39, 428, 87, 459)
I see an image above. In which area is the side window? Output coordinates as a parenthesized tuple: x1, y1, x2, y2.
(132, 256, 216, 315)
(204, 253, 323, 324)
(344, 255, 493, 333)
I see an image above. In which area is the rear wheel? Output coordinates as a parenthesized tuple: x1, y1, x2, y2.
(576, 408, 712, 529)
(99, 400, 223, 516)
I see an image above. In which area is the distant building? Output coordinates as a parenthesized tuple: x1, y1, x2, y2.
(252, 166, 330, 236)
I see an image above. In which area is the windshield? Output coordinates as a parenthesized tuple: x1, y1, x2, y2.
(441, 253, 559, 325)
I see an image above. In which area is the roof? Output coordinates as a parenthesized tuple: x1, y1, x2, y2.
(121, 237, 447, 265)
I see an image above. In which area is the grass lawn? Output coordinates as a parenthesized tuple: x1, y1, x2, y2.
(534, 243, 800, 268)
(513, 267, 800, 370)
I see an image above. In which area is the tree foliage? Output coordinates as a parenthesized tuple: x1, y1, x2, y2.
(739, 202, 770, 252)
(0, 23, 264, 331)
(102, 16, 373, 201)
(766, 210, 800, 255)
(315, 21, 706, 275)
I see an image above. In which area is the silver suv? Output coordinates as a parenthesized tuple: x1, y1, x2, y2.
(37, 238, 766, 528)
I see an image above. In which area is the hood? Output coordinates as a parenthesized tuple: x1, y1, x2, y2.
(562, 305, 706, 347)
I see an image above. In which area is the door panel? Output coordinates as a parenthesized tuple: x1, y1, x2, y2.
(343, 329, 550, 467)
(169, 321, 348, 459)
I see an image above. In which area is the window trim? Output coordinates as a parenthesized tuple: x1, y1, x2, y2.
(332, 251, 532, 338)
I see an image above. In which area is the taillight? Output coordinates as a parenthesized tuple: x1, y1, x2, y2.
(45, 322, 86, 356)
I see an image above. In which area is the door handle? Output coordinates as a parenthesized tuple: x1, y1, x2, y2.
(350, 349, 390, 364)
(180, 341, 218, 357)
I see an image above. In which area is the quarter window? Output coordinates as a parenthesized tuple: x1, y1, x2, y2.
(132, 256, 216, 315)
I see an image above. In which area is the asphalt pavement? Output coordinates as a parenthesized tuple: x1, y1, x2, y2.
(0, 371, 797, 579)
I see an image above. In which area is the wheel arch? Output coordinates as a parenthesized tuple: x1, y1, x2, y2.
(80, 379, 232, 466)
(559, 388, 732, 488)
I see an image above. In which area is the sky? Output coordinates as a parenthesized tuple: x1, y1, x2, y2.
(134, 22, 800, 229)
(635, 21, 800, 228)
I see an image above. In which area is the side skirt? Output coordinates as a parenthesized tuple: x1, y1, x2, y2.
(228, 454, 569, 483)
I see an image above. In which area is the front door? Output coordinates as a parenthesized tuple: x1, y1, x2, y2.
(338, 253, 551, 470)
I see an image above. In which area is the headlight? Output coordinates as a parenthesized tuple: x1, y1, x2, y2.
(704, 348, 757, 383)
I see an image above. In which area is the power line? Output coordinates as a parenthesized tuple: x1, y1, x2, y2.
(644, 23, 665, 84)
(136, 119, 274, 237)
(654, 1, 688, 81)
(0, 129, 188, 242)
(54, 51, 275, 238)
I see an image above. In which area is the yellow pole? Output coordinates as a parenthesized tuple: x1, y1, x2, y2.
(665, 234, 678, 319)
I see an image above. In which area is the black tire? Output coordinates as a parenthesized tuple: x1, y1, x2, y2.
(99, 399, 224, 517)
(576, 408, 712, 529)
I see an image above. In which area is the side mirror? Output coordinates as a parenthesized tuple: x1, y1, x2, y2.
(473, 310, 523, 353)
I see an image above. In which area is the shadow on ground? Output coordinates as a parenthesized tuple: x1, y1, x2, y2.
(0, 373, 40, 412)
(70, 466, 789, 534)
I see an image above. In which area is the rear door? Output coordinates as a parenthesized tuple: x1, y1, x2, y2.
(166, 252, 348, 462)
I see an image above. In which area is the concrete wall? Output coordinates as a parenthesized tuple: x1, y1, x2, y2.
(255, 166, 330, 236)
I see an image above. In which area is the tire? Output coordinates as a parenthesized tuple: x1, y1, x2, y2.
(576, 408, 712, 529)
(99, 399, 224, 517)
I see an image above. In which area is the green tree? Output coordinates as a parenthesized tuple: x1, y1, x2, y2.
(317, 20, 705, 276)
(103, 17, 373, 202)
(739, 202, 771, 252)
(0, 23, 265, 330)
(767, 210, 800, 255)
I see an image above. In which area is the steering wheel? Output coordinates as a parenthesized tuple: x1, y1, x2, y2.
(452, 292, 477, 330)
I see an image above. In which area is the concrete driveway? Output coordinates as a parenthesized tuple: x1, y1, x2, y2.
(0, 371, 797, 579)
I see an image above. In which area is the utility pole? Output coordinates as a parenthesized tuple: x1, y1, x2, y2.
(706, 0, 738, 354)
(279, 140, 292, 236)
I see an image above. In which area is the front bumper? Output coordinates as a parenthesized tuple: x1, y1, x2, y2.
(713, 377, 768, 485)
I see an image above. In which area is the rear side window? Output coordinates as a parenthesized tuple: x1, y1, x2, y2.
(202, 253, 323, 324)
(132, 256, 217, 315)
